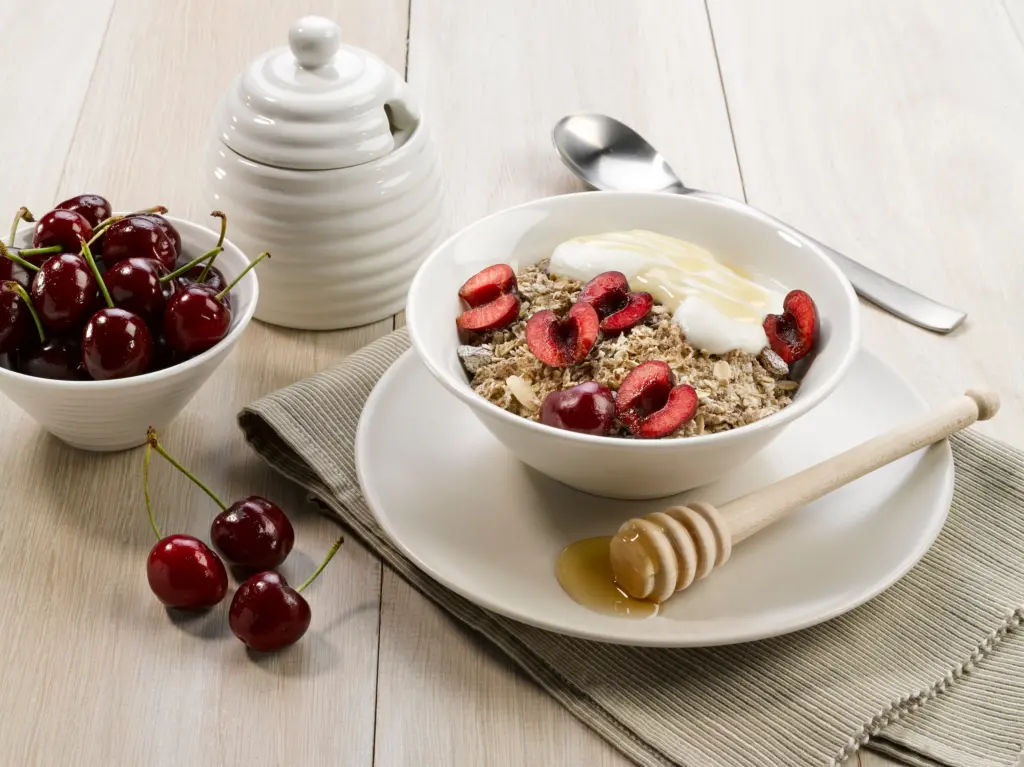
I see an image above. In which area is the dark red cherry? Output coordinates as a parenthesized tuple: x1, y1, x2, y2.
(163, 285, 230, 355)
(133, 214, 181, 255)
(147, 534, 228, 610)
(105, 257, 174, 321)
(539, 381, 617, 436)
(82, 307, 153, 379)
(228, 538, 341, 652)
(175, 264, 229, 306)
(101, 216, 175, 270)
(33, 209, 93, 252)
(229, 571, 310, 652)
(0, 282, 32, 353)
(162, 250, 266, 355)
(142, 429, 229, 610)
(211, 496, 295, 570)
(30, 253, 97, 331)
(55, 194, 112, 229)
(14, 334, 86, 380)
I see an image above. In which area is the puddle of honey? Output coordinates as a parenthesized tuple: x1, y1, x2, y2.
(556, 536, 659, 619)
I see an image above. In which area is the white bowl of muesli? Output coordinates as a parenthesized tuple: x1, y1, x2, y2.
(406, 192, 859, 499)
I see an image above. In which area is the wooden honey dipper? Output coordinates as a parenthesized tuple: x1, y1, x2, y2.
(609, 387, 1000, 604)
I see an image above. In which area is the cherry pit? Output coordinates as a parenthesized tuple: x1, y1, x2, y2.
(143, 427, 343, 652)
(0, 195, 267, 381)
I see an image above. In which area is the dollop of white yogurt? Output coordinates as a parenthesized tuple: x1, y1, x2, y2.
(548, 230, 784, 355)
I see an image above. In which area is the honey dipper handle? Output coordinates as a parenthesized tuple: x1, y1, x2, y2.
(719, 387, 999, 545)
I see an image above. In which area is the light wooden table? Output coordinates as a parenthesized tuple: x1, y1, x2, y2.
(2, 1, 1021, 765)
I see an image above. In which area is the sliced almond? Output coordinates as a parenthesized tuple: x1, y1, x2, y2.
(506, 375, 540, 411)
(712, 360, 732, 383)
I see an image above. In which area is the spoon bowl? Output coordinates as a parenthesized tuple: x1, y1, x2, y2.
(552, 114, 686, 193)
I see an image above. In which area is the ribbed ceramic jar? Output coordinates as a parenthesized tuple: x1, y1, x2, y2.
(204, 16, 444, 330)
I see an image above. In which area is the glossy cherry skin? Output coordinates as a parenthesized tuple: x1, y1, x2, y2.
(0, 284, 31, 353)
(32, 209, 93, 252)
(163, 286, 229, 355)
(14, 334, 86, 380)
(539, 382, 616, 436)
(105, 257, 174, 321)
(0, 256, 31, 289)
(147, 534, 228, 610)
(30, 254, 98, 331)
(211, 496, 295, 570)
(101, 215, 176, 270)
(134, 214, 181, 255)
(175, 263, 229, 307)
(55, 194, 111, 229)
(229, 571, 311, 651)
(82, 307, 153, 380)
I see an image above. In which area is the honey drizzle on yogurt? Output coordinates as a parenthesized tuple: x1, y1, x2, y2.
(548, 229, 787, 354)
(551, 229, 781, 324)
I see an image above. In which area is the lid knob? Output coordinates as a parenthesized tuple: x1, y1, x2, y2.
(288, 16, 342, 69)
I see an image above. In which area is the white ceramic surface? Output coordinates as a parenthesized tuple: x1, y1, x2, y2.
(0, 217, 258, 452)
(205, 15, 444, 330)
(213, 16, 418, 171)
(405, 191, 860, 499)
(356, 348, 954, 647)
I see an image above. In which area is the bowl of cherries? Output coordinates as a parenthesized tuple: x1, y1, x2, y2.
(0, 195, 261, 451)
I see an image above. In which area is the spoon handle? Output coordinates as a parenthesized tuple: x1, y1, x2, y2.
(681, 190, 967, 334)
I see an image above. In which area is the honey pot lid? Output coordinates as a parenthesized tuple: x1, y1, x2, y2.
(214, 16, 419, 171)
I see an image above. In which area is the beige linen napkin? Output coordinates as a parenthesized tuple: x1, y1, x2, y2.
(239, 330, 1024, 767)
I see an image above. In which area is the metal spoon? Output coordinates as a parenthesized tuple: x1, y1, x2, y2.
(552, 113, 966, 334)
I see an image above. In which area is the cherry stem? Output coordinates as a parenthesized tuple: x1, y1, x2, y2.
(198, 211, 227, 282)
(146, 427, 228, 512)
(8, 207, 33, 247)
(296, 537, 345, 593)
(89, 205, 167, 242)
(143, 441, 161, 540)
(0, 242, 40, 272)
(216, 251, 269, 302)
(78, 238, 113, 309)
(160, 247, 222, 283)
(4, 281, 45, 343)
(85, 220, 120, 247)
(17, 245, 61, 257)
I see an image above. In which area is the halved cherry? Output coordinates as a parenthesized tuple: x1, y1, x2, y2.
(616, 361, 698, 438)
(455, 264, 520, 338)
(763, 290, 819, 364)
(525, 302, 599, 367)
(458, 264, 516, 307)
(578, 271, 653, 334)
(456, 293, 520, 335)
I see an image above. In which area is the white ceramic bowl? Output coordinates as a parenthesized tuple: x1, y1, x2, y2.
(0, 216, 258, 452)
(406, 192, 860, 500)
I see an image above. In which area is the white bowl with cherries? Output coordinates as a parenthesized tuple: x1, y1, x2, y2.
(406, 192, 860, 499)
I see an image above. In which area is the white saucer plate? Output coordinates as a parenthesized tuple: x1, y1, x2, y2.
(355, 349, 953, 647)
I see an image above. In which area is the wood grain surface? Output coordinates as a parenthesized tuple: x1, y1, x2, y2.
(1, 0, 1019, 765)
